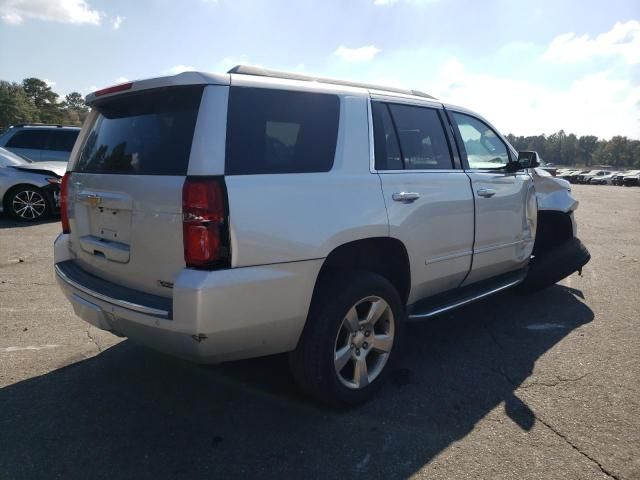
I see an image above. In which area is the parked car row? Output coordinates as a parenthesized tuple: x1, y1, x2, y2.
(556, 168, 640, 186)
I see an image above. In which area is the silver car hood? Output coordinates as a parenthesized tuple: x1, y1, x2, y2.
(8, 161, 67, 178)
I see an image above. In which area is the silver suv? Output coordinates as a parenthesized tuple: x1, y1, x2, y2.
(0, 124, 80, 162)
(54, 67, 590, 405)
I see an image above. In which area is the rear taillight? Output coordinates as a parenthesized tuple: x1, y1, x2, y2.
(182, 177, 230, 269)
(60, 173, 70, 234)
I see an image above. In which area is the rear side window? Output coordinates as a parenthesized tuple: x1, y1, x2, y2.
(225, 87, 340, 175)
(372, 102, 402, 170)
(372, 102, 453, 170)
(6, 130, 49, 149)
(388, 104, 453, 170)
(47, 130, 79, 152)
(74, 86, 203, 175)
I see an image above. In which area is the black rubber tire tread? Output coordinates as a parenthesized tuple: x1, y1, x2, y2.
(6, 185, 52, 222)
(289, 270, 404, 407)
(522, 237, 590, 291)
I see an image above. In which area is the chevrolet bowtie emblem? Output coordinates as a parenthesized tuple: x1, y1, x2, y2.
(86, 194, 102, 207)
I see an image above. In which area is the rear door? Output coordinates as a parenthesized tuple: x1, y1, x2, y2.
(66, 85, 207, 297)
(448, 110, 535, 285)
(372, 99, 475, 303)
(4, 129, 46, 161)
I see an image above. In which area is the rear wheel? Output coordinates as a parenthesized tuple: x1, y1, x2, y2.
(289, 271, 404, 406)
(6, 186, 51, 221)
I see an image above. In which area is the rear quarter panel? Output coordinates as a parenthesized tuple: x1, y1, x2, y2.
(226, 95, 388, 267)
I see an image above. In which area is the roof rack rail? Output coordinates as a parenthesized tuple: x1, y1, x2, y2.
(10, 123, 80, 129)
(227, 65, 436, 100)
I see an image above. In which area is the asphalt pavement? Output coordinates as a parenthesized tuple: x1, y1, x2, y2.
(0, 184, 638, 479)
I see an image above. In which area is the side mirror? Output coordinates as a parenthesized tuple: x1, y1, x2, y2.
(517, 151, 539, 168)
(505, 160, 524, 173)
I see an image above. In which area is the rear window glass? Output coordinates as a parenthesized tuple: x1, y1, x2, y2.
(6, 130, 49, 149)
(74, 86, 203, 175)
(47, 130, 79, 152)
(225, 87, 340, 175)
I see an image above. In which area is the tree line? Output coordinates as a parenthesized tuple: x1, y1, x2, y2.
(1, 77, 638, 168)
(506, 131, 639, 168)
(0, 78, 89, 131)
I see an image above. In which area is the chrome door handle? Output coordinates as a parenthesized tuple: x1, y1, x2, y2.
(392, 192, 420, 203)
(476, 188, 497, 198)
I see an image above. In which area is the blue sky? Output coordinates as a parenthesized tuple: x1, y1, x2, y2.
(1, 0, 638, 138)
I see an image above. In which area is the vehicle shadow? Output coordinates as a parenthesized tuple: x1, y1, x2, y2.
(0, 285, 593, 479)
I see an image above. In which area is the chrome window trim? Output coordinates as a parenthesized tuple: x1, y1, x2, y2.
(376, 169, 462, 174)
(55, 263, 171, 319)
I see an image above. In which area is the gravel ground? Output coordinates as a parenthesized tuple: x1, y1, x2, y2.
(0, 184, 638, 480)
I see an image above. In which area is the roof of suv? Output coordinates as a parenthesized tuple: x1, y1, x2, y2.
(85, 65, 440, 105)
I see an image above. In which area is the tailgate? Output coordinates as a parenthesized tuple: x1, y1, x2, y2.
(66, 86, 204, 297)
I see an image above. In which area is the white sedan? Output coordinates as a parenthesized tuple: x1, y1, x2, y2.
(0, 147, 67, 221)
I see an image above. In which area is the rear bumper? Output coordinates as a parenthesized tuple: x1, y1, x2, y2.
(54, 234, 322, 363)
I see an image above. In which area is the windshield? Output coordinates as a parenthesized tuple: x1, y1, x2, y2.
(0, 147, 31, 166)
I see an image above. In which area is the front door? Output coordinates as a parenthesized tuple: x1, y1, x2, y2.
(448, 110, 536, 285)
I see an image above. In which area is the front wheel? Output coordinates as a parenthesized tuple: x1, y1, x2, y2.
(7, 186, 51, 221)
(289, 271, 404, 406)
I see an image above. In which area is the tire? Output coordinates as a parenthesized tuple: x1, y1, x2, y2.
(521, 237, 591, 291)
(6, 186, 51, 221)
(289, 270, 404, 406)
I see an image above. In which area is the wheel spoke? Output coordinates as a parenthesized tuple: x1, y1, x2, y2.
(353, 358, 369, 388)
(373, 334, 393, 353)
(344, 306, 360, 333)
(365, 299, 387, 325)
(334, 345, 352, 372)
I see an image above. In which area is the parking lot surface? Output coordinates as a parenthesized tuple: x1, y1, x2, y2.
(0, 185, 639, 479)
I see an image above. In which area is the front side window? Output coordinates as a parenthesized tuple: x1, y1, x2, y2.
(452, 112, 510, 169)
(226, 87, 340, 175)
(372, 102, 454, 170)
(6, 130, 49, 149)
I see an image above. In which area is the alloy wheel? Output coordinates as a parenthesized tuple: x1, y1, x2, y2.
(333, 296, 395, 389)
(12, 190, 47, 220)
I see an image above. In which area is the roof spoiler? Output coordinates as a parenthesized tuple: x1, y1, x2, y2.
(228, 65, 436, 100)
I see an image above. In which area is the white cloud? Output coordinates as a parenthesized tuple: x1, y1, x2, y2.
(0, 0, 103, 25)
(432, 57, 640, 139)
(1, 12, 21, 23)
(167, 65, 196, 75)
(43, 78, 56, 88)
(334, 45, 381, 62)
(112, 15, 124, 29)
(542, 20, 640, 65)
(114, 76, 129, 84)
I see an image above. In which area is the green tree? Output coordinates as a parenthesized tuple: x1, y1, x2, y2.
(22, 78, 58, 109)
(61, 91, 89, 124)
(63, 92, 87, 111)
(0, 81, 38, 129)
